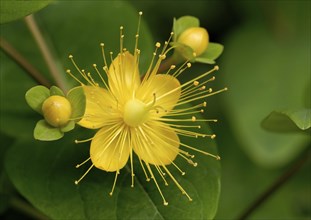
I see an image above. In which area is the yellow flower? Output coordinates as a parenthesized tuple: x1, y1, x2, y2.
(68, 12, 227, 205)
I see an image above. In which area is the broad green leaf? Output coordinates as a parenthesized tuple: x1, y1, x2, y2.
(60, 120, 75, 133)
(25, 85, 50, 114)
(34, 119, 63, 141)
(50, 86, 65, 96)
(5, 119, 220, 219)
(262, 109, 311, 132)
(67, 86, 85, 121)
(221, 2, 310, 168)
(196, 43, 224, 64)
(173, 16, 200, 41)
(0, 0, 53, 24)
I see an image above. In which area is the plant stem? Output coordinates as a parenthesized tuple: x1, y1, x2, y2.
(10, 196, 49, 220)
(0, 37, 51, 87)
(238, 149, 310, 220)
(24, 14, 67, 91)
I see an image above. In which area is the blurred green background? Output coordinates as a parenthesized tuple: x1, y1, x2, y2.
(1, 1, 310, 219)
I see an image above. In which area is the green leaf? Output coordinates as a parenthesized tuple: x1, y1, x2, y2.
(222, 13, 310, 167)
(5, 120, 220, 219)
(25, 86, 50, 114)
(60, 120, 75, 133)
(173, 16, 200, 41)
(0, 0, 53, 24)
(34, 120, 64, 141)
(50, 86, 65, 96)
(67, 86, 85, 121)
(262, 109, 311, 132)
(196, 43, 224, 63)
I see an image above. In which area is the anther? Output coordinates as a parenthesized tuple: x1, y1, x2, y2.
(170, 65, 176, 69)
(216, 155, 221, 160)
(187, 63, 192, 68)
(170, 32, 174, 35)
(69, 55, 73, 58)
(191, 116, 196, 122)
(203, 101, 207, 107)
(159, 54, 166, 59)
(193, 81, 199, 86)
(139, 11, 143, 15)
(100, 43, 104, 47)
(214, 65, 219, 71)
(156, 42, 161, 48)
(211, 134, 216, 139)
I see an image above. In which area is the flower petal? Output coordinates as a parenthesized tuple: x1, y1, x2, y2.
(78, 86, 116, 129)
(108, 52, 140, 101)
(137, 74, 181, 116)
(90, 124, 130, 172)
(132, 122, 179, 165)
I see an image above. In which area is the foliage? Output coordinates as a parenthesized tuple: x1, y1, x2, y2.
(0, 1, 310, 220)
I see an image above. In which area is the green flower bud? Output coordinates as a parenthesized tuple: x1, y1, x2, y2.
(42, 95, 72, 127)
(177, 27, 209, 56)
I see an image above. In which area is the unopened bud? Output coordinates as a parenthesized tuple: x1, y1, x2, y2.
(177, 27, 209, 56)
(42, 95, 72, 127)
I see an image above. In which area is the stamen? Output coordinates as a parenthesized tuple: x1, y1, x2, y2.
(109, 171, 119, 196)
(139, 158, 150, 181)
(162, 166, 192, 201)
(66, 69, 84, 85)
(146, 163, 168, 206)
(171, 161, 186, 176)
(75, 157, 91, 168)
(74, 164, 94, 185)
(69, 55, 94, 86)
(93, 64, 109, 89)
(75, 137, 93, 144)
(155, 165, 168, 186)
(100, 43, 109, 68)
(130, 149, 135, 187)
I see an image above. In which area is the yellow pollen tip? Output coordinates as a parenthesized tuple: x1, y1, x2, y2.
(100, 43, 104, 46)
(203, 101, 207, 107)
(214, 65, 219, 71)
(74, 181, 79, 185)
(216, 156, 221, 160)
(160, 54, 166, 59)
(211, 134, 216, 139)
(164, 202, 168, 206)
(193, 81, 199, 86)
(191, 116, 196, 122)
(120, 26, 123, 30)
(69, 55, 73, 58)
(224, 87, 228, 91)
(156, 42, 161, 47)
(139, 11, 143, 15)
(187, 63, 192, 68)
(192, 52, 197, 57)
(170, 32, 174, 35)
(170, 65, 176, 69)
(93, 64, 97, 67)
